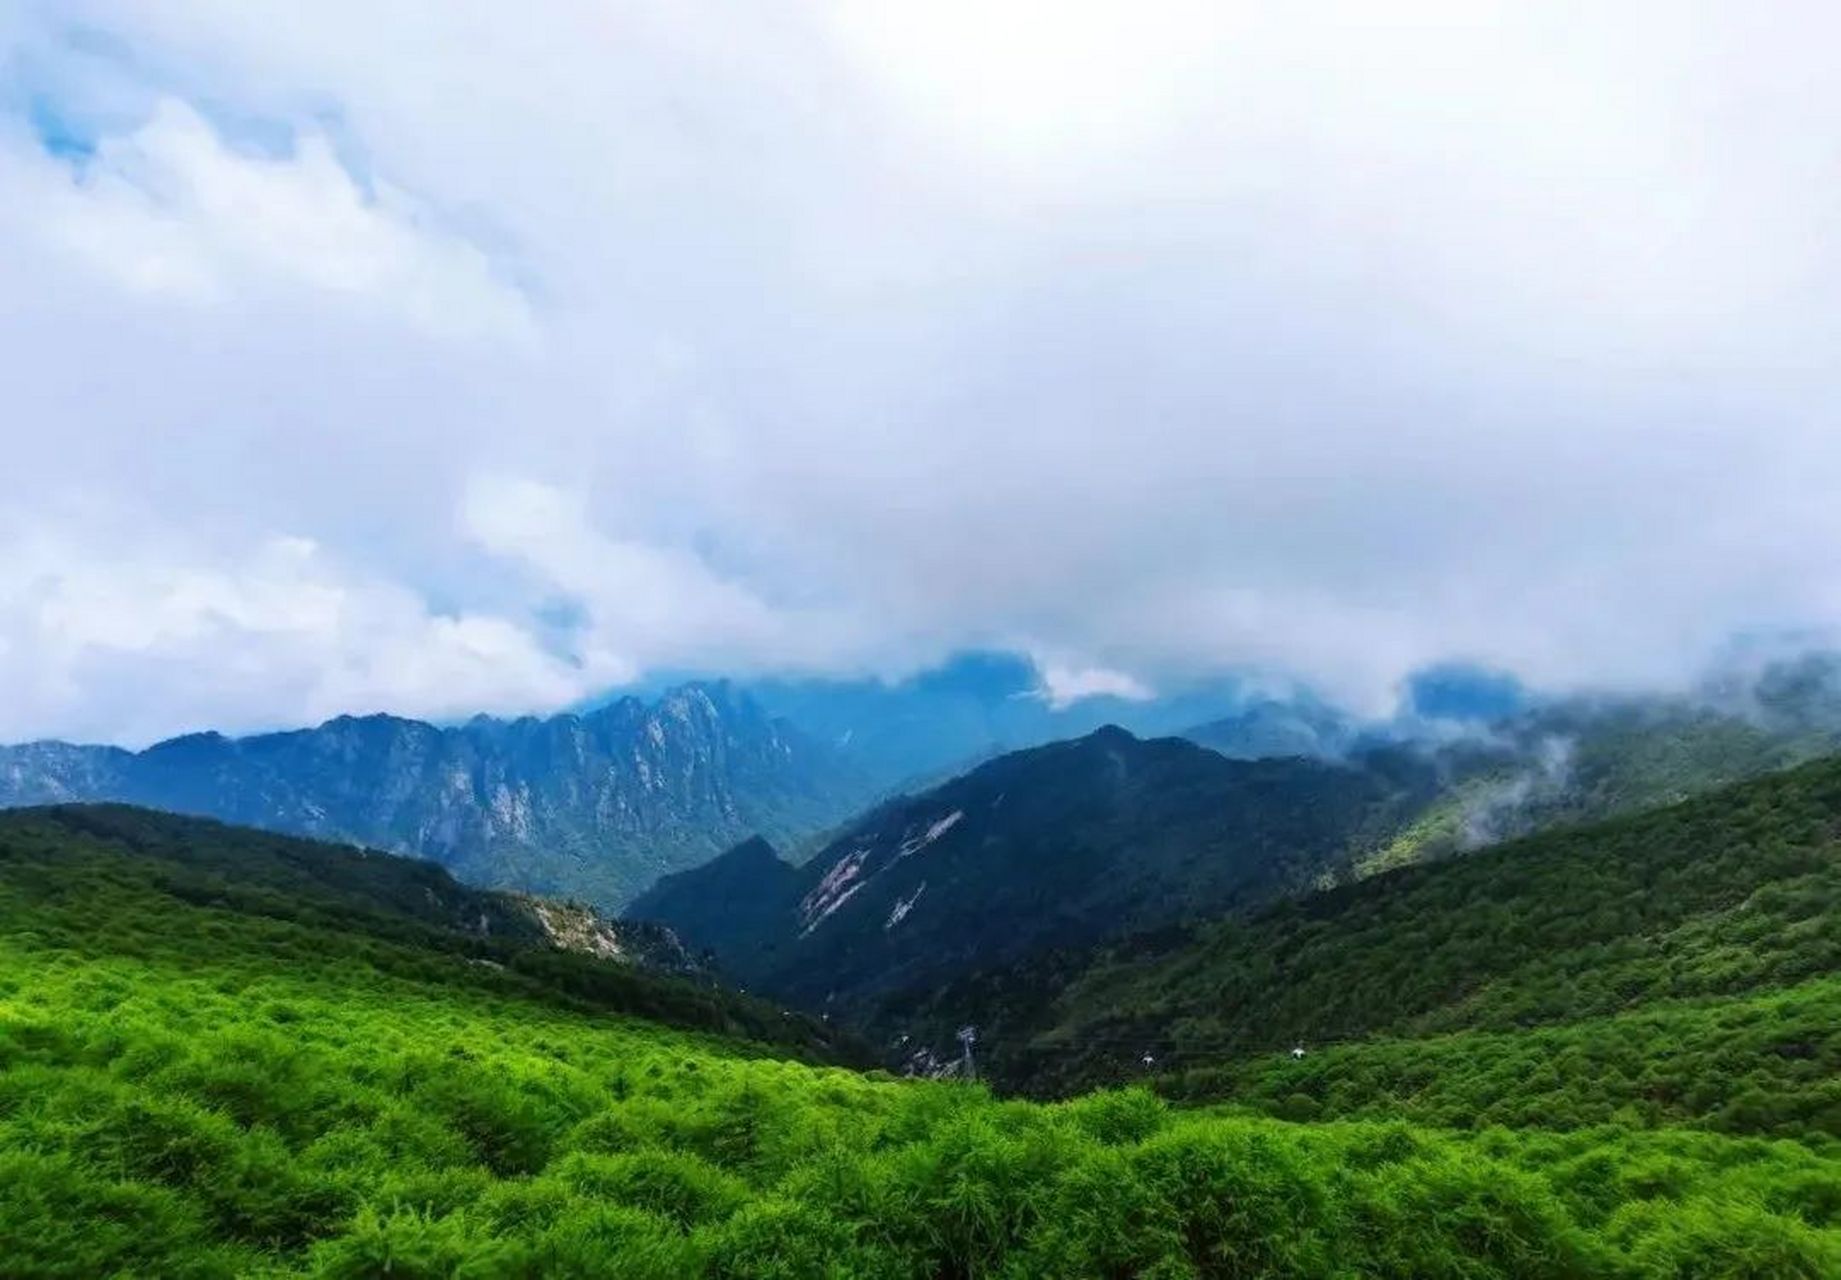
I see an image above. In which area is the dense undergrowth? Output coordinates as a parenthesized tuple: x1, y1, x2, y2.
(6, 930, 1841, 1278)
(1155, 976, 1841, 1137)
(4, 807, 1841, 1275)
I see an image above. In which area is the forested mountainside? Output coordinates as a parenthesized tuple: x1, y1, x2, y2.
(7, 804, 709, 971)
(632, 694, 1841, 1020)
(631, 704, 1821, 1016)
(885, 752, 1841, 1130)
(0, 683, 874, 910)
(630, 727, 1448, 1016)
(0, 805, 853, 1045)
(637, 717, 1841, 1156)
(5, 799, 1837, 1275)
(0, 804, 858, 1074)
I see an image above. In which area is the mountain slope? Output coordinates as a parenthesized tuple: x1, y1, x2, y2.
(627, 834, 806, 974)
(0, 683, 874, 909)
(0, 803, 848, 1054)
(7, 802, 614, 957)
(4, 798, 1837, 1275)
(893, 750, 1841, 1125)
(638, 704, 1841, 1084)
(631, 726, 1444, 1017)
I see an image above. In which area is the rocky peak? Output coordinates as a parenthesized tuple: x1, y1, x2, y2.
(0, 683, 876, 911)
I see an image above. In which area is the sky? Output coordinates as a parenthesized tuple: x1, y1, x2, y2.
(3, 1, 1841, 745)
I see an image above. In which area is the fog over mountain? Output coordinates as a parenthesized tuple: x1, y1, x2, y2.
(7, 4, 1841, 746)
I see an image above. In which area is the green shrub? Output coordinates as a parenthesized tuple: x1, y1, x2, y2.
(548, 1150, 749, 1230)
(7, 804, 1841, 1276)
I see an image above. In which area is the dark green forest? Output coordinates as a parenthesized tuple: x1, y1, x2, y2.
(891, 753, 1841, 1135)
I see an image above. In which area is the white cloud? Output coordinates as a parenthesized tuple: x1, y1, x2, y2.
(823, 0, 1228, 165)
(3, 1, 1841, 742)
(11, 96, 530, 339)
(1034, 662, 1155, 711)
(0, 529, 584, 745)
(462, 475, 878, 680)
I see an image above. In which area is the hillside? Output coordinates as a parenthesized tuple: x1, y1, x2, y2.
(0, 805, 848, 1055)
(0, 683, 874, 909)
(631, 727, 1449, 1017)
(3, 803, 1838, 1275)
(886, 752, 1841, 1136)
(636, 708, 1841, 1109)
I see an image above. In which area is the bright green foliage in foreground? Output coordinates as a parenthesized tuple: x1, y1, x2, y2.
(4, 808, 1841, 1275)
(6, 934, 1841, 1279)
(1157, 976, 1841, 1138)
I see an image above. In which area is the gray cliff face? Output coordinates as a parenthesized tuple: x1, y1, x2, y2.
(0, 683, 871, 909)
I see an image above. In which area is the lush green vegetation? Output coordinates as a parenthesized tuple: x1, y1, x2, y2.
(0, 807, 846, 1054)
(639, 703, 1837, 1036)
(903, 752, 1841, 1135)
(6, 802, 1841, 1275)
(1155, 977, 1841, 1138)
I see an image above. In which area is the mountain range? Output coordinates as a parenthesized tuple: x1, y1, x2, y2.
(630, 728, 1444, 1021)
(0, 683, 872, 909)
(740, 651, 1349, 786)
(631, 685, 1841, 1071)
(0, 655, 1393, 913)
(7, 649, 1841, 921)
(9, 654, 1841, 1275)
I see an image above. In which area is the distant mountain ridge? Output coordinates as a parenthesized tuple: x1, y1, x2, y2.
(10, 650, 1841, 914)
(0, 683, 875, 909)
(741, 652, 1351, 788)
(1350, 694, 1841, 877)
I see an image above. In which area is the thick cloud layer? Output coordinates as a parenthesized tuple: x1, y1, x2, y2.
(3, 1, 1841, 743)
